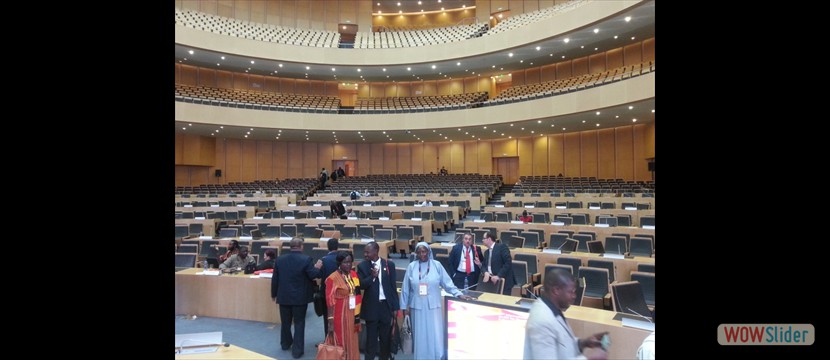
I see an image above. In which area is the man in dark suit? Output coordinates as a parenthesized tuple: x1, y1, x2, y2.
(271, 238, 324, 359)
(357, 241, 399, 360)
(481, 231, 515, 295)
(449, 232, 484, 291)
(319, 238, 340, 336)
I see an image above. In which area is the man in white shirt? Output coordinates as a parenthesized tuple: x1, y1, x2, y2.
(357, 242, 399, 360)
(420, 199, 433, 206)
(637, 332, 655, 360)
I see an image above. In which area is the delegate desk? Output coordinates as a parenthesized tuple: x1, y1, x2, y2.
(463, 222, 654, 246)
(176, 196, 289, 209)
(511, 248, 654, 283)
(483, 206, 655, 227)
(501, 194, 655, 209)
(175, 206, 257, 219)
(176, 193, 297, 204)
(274, 205, 463, 222)
(245, 217, 434, 243)
(175, 344, 274, 360)
(175, 268, 279, 323)
(312, 192, 487, 208)
(476, 292, 651, 358)
(175, 218, 222, 237)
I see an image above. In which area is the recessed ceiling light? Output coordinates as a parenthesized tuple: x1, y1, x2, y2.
(397, 2, 400, 6)
(531, 131, 535, 134)
(483, 126, 487, 129)
(632, 119, 637, 122)
(382, 68, 387, 72)
(628, 106, 634, 110)
(625, 16, 631, 22)
(614, 35, 618, 39)
(457, 62, 461, 66)
(596, 124, 600, 127)
(563, 38, 570, 43)
(188, 50, 194, 55)
(182, 127, 186, 130)
(357, 68, 361, 72)
(562, 56, 566, 59)
(651, 109, 655, 113)
(510, 124, 513, 127)
(535, 46, 541, 51)
(595, 48, 598, 51)
(220, 56, 225, 60)
(508, 53, 513, 57)
(407, 67, 411, 71)
(631, 36, 636, 40)
(615, 115, 619, 118)
(431, 65, 436, 69)
(216, 63, 220, 66)
(520, 60, 523, 63)
(581, 46, 584, 49)
(250, 60, 255, 64)
(332, 68, 336, 71)
(188, 123, 192, 126)
(220, 126, 224, 129)
(593, 28, 599, 34)
(306, 66, 310, 70)
(521, 128, 525, 130)
(537, 120, 542, 123)
(596, 112, 601, 115)
(278, 64, 283, 67)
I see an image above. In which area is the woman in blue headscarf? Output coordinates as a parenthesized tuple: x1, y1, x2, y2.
(401, 242, 474, 359)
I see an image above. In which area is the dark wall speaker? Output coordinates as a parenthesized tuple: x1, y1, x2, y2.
(215, 169, 222, 177)
(647, 162, 655, 172)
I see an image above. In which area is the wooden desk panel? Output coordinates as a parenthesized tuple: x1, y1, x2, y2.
(176, 193, 296, 204)
(511, 248, 654, 283)
(175, 206, 257, 219)
(175, 268, 280, 323)
(312, 193, 487, 207)
(462, 222, 654, 245)
(501, 195, 655, 209)
(175, 219, 222, 237)
(244, 218, 433, 243)
(275, 205, 463, 222)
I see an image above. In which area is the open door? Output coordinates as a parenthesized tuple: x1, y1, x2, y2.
(332, 160, 357, 177)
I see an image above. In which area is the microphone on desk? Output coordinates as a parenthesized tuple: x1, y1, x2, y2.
(459, 282, 478, 292)
(556, 239, 569, 251)
(524, 286, 539, 300)
(177, 339, 230, 354)
(626, 307, 653, 323)
(281, 231, 292, 238)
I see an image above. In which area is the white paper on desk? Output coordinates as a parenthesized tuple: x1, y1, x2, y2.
(379, 217, 390, 220)
(253, 216, 263, 219)
(414, 204, 423, 207)
(210, 204, 220, 208)
(440, 242, 456, 247)
(542, 249, 562, 254)
(179, 346, 218, 355)
(624, 207, 637, 210)
(239, 236, 253, 240)
(320, 237, 331, 242)
(388, 203, 398, 207)
(279, 236, 292, 240)
(258, 272, 273, 278)
(363, 204, 373, 206)
(284, 216, 295, 220)
(199, 235, 213, 239)
(642, 225, 655, 230)
(589, 206, 600, 210)
(524, 205, 535, 208)
(360, 238, 374, 242)
(183, 204, 193, 208)
(195, 216, 206, 220)
(313, 204, 322, 206)
(411, 218, 422, 221)
(603, 253, 625, 259)
(316, 216, 327, 220)
(237, 204, 246, 207)
(594, 223, 610, 228)
(551, 221, 565, 226)
(511, 220, 524, 224)
(473, 219, 486, 223)
(347, 217, 358, 220)
(494, 205, 505, 208)
(439, 204, 449, 207)
(200, 270, 221, 276)
(621, 318, 655, 331)
(555, 206, 566, 209)
(288, 204, 297, 207)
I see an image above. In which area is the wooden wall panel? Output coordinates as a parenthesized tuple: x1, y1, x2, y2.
(644, 119, 655, 158)
(325, 0, 340, 31)
(250, 0, 266, 23)
(524, 0, 539, 12)
(632, 124, 649, 181)
(357, 143, 371, 175)
(525, 68, 541, 84)
(339, 0, 357, 25)
(548, 134, 565, 175)
(563, 133, 580, 177)
(477, 141, 493, 174)
(597, 128, 616, 180)
(397, 83, 411, 97)
(279, 78, 295, 94)
(358, 84, 370, 98)
(257, 141, 273, 180)
(234, 0, 250, 20)
(642, 37, 655, 62)
(588, 53, 606, 74)
(423, 82, 437, 96)
(517, 137, 533, 176)
(264, 77, 279, 93)
(533, 135, 548, 175)
(295, 79, 309, 95)
(198, 68, 216, 88)
(310, 81, 325, 95)
(370, 143, 384, 175)
(464, 141, 478, 174)
(273, 141, 288, 179)
(319, 143, 334, 176)
(624, 43, 642, 65)
(397, 143, 411, 174)
(302, 142, 318, 178)
(370, 83, 384, 97)
(295, 0, 310, 30)
(309, 0, 325, 30)
(477, 78, 490, 98)
(191, 166, 211, 186)
(556, 61, 572, 79)
(287, 142, 304, 179)
(411, 143, 424, 174)
(180, 65, 198, 86)
(232, 73, 247, 90)
(493, 139, 517, 157)
(606, 47, 624, 70)
(512, 72, 525, 86)
(438, 80, 451, 96)
(249, 75, 266, 91)
(509, 0, 524, 14)
(423, 143, 438, 174)
(265, 0, 280, 25)
(541, 64, 556, 82)
(464, 77, 478, 94)
(224, 138, 242, 183)
(580, 131, 598, 178)
(175, 133, 184, 165)
(412, 83, 424, 97)
(572, 56, 588, 77)
(326, 82, 339, 96)
(214, 137, 226, 184)
(241, 139, 258, 182)
(385, 83, 397, 97)
(383, 143, 398, 174)
(217, 0, 234, 18)
(333, 144, 357, 160)
(281, 0, 296, 27)
(175, 166, 191, 187)
(438, 143, 451, 173)
(614, 126, 634, 180)
(450, 142, 464, 174)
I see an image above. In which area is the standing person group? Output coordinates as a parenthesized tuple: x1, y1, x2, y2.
(449, 233, 484, 291)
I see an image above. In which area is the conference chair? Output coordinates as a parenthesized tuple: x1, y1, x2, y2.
(513, 253, 541, 285)
(175, 225, 190, 240)
(578, 267, 611, 309)
(175, 253, 198, 270)
(611, 281, 652, 320)
(587, 259, 617, 283)
(637, 263, 655, 273)
(630, 271, 655, 308)
(477, 273, 505, 295)
(604, 236, 628, 255)
(629, 238, 654, 257)
(511, 260, 531, 297)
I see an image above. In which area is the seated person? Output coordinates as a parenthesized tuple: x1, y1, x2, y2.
(350, 190, 361, 200)
(330, 200, 347, 218)
(421, 199, 433, 206)
(219, 239, 240, 263)
(219, 245, 256, 271)
(345, 208, 356, 218)
(362, 189, 371, 197)
(518, 210, 533, 223)
(256, 249, 277, 271)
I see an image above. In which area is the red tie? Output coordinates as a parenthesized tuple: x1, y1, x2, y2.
(465, 247, 471, 275)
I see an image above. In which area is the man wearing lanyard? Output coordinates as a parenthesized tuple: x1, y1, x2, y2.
(481, 231, 515, 295)
(358, 242, 399, 360)
(449, 233, 484, 291)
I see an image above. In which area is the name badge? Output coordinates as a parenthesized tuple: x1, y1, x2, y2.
(419, 283, 428, 296)
(349, 295, 356, 309)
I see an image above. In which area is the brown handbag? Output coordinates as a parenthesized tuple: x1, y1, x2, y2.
(316, 333, 345, 360)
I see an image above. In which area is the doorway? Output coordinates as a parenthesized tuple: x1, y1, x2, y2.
(493, 157, 519, 184)
(332, 160, 357, 177)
